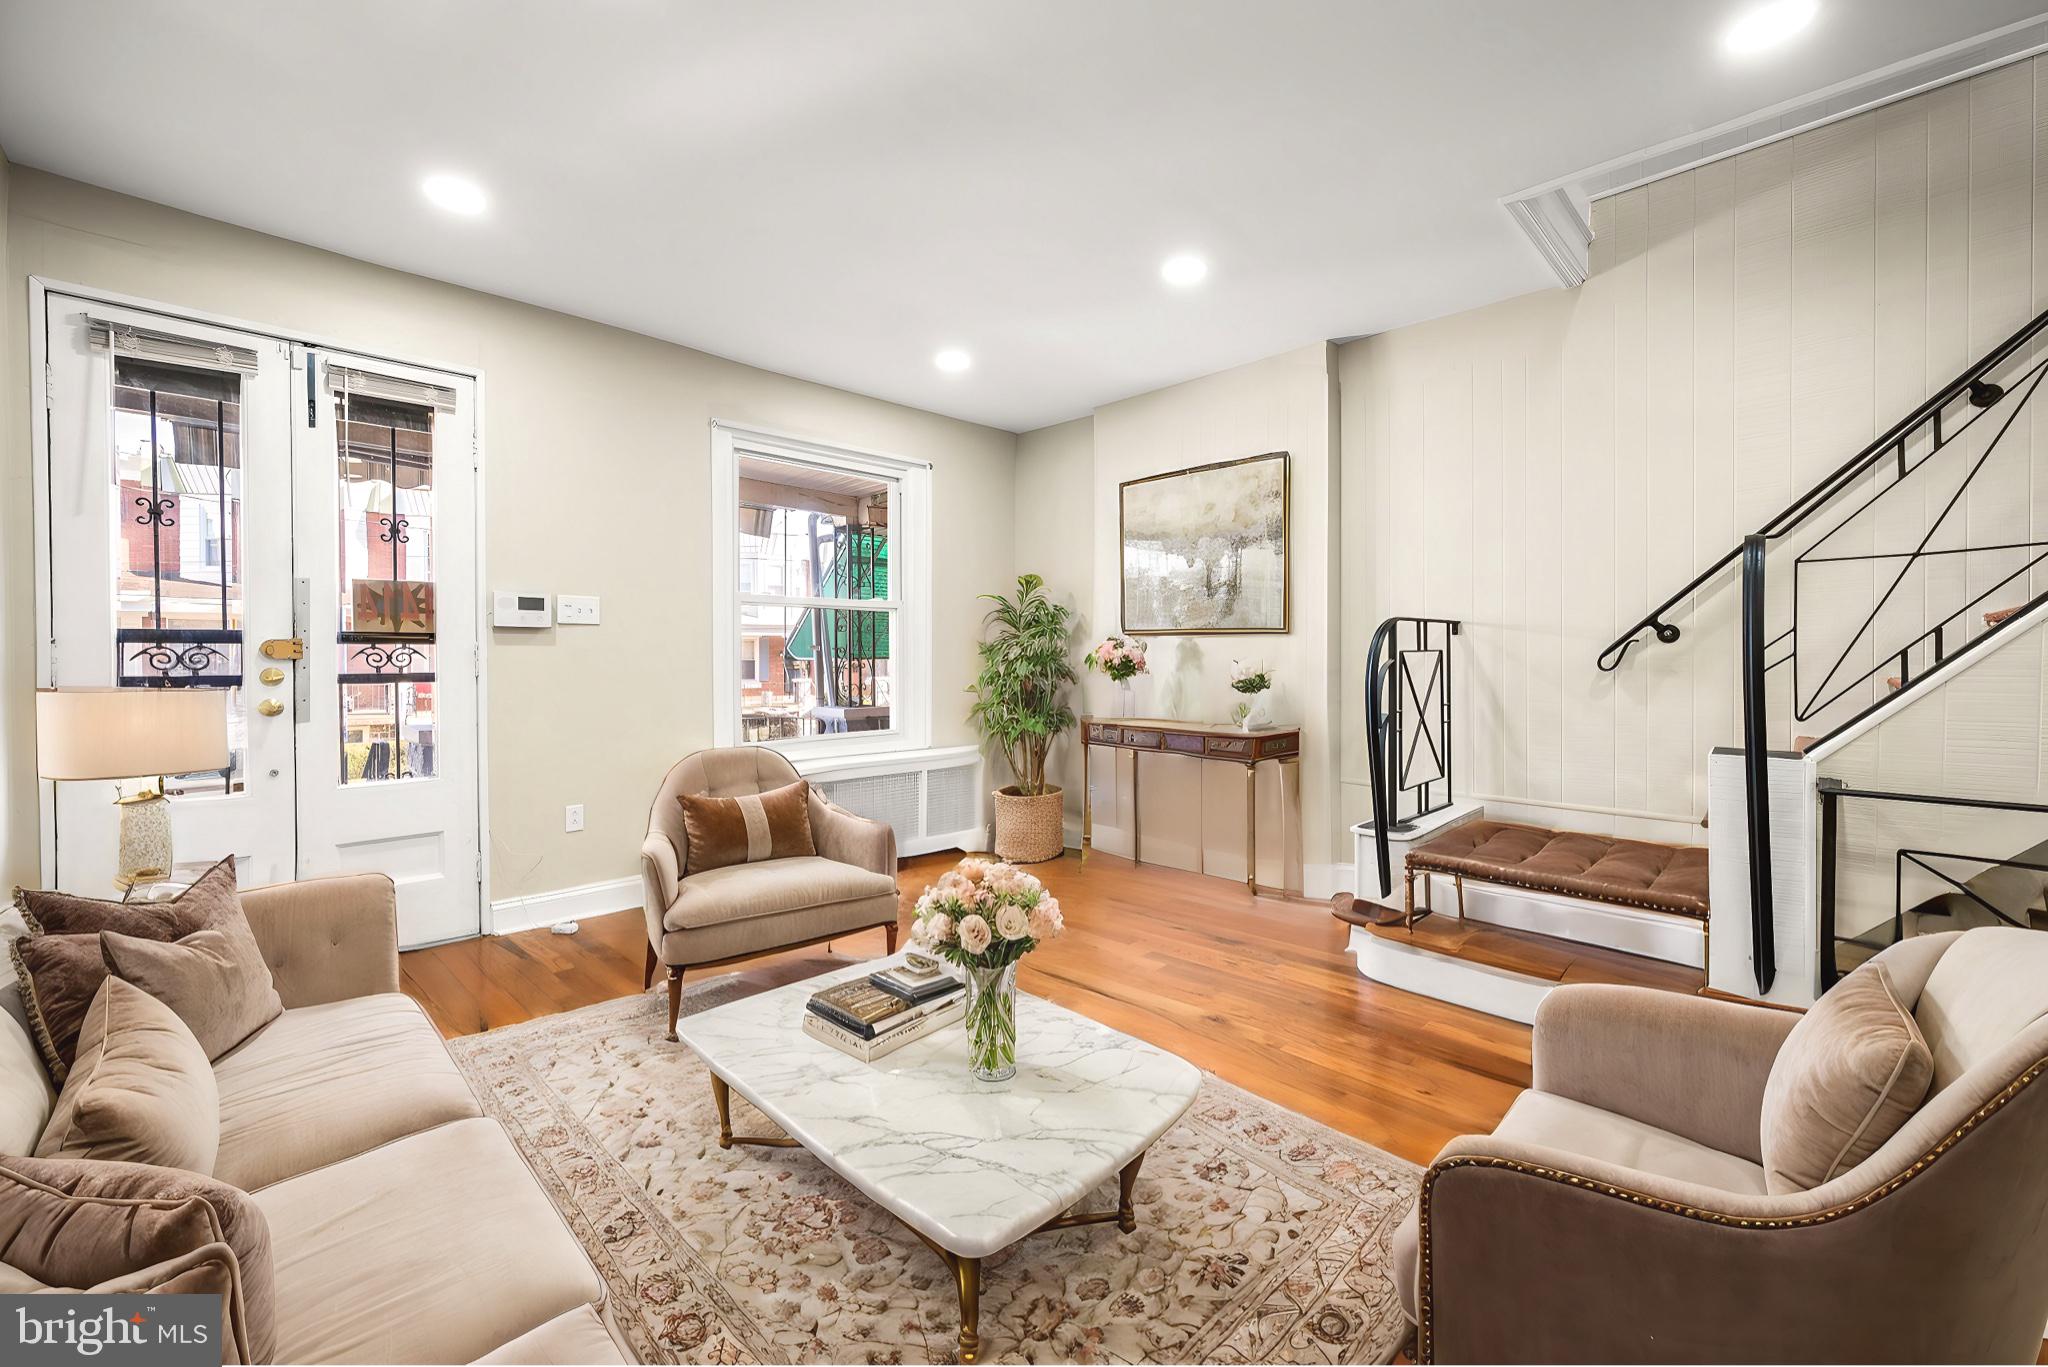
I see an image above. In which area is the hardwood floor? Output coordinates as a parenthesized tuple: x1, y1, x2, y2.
(404, 848, 1563, 1166)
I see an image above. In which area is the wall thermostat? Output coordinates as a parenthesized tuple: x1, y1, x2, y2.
(492, 591, 551, 628)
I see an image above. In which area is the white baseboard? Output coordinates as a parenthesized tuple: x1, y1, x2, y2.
(1302, 862, 1349, 902)
(489, 875, 641, 936)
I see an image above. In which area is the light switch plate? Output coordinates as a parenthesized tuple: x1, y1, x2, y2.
(557, 595, 600, 625)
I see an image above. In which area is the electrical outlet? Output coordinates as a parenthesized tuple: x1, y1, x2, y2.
(565, 804, 585, 833)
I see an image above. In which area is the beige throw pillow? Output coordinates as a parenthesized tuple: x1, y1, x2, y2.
(35, 976, 220, 1176)
(1759, 963, 1934, 1193)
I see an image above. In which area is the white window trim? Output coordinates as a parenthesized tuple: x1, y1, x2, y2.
(710, 420, 933, 762)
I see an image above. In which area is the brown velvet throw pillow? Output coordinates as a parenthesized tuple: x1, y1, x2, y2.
(36, 977, 221, 1175)
(101, 916, 282, 1063)
(679, 778, 816, 874)
(10, 857, 242, 1083)
(0, 1153, 274, 1364)
(1759, 963, 1934, 1193)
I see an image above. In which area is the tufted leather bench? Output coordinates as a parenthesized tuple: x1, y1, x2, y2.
(1403, 820, 1709, 923)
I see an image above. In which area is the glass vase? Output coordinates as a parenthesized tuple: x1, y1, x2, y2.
(964, 962, 1019, 1083)
(1114, 679, 1135, 717)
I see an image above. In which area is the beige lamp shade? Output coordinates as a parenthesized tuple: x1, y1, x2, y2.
(36, 688, 230, 780)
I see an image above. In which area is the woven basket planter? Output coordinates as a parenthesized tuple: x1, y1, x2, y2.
(992, 785, 1066, 864)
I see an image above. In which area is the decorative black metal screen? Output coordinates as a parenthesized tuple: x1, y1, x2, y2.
(1362, 615, 1460, 899)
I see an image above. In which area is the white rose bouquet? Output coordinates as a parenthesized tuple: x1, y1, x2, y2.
(910, 858, 1064, 1081)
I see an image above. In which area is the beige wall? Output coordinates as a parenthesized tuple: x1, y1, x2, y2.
(3, 168, 1018, 900)
(1011, 415, 1094, 831)
(1339, 55, 2048, 849)
(1032, 342, 1341, 866)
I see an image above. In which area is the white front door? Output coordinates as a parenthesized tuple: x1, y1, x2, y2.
(38, 293, 483, 946)
(290, 348, 482, 946)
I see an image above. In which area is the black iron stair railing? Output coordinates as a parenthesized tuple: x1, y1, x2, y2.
(1362, 615, 1460, 901)
(1598, 300, 2048, 996)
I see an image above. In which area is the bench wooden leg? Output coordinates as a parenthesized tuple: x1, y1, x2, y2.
(1455, 874, 1466, 923)
(1403, 869, 1415, 928)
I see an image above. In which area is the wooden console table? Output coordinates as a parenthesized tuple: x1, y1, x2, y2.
(1081, 717, 1302, 894)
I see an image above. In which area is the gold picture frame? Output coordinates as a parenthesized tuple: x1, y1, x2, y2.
(1118, 451, 1289, 635)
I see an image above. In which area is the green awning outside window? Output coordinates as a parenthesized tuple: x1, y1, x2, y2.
(786, 528, 890, 659)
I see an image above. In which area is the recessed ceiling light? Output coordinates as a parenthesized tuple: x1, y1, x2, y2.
(421, 173, 487, 216)
(1161, 253, 1209, 287)
(933, 347, 972, 374)
(1721, 0, 1818, 57)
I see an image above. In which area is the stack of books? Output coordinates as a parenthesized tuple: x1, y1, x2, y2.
(804, 956, 964, 1062)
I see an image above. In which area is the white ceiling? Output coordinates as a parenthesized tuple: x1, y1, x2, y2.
(2, 1, 2042, 433)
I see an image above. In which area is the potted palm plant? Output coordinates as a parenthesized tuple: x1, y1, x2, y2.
(968, 573, 1077, 863)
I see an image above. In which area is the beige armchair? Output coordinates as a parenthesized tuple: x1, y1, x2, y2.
(641, 746, 899, 1040)
(1395, 927, 2048, 1363)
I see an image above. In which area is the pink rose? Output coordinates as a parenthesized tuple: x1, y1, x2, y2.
(1028, 897, 1063, 940)
(995, 905, 1030, 940)
(958, 914, 993, 955)
(928, 912, 955, 944)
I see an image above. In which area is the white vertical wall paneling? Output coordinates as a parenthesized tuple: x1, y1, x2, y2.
(1788, 115, 1879, 741)
(1501, 356, 1531, 802)
(1647, 173, 1698, 817)
(1735, 141, 1797, 749)
(1562, 198, 1620, 809)
(1612, 190, 1652, 813)
(1469, 352, 1506, 801)
(1526, 321, 1567, 806)
(1965, 63, 2034, 643)
(1692, 159, 1742, 818)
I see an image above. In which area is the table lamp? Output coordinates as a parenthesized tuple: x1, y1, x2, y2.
(36, 687, 230, 888)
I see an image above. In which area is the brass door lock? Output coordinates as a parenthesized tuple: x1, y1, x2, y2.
(256, 699, 285, 717)
(260, 638, 304, 661)
(259, 667, 286, 686)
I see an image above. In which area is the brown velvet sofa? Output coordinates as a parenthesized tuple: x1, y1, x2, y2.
(640, 747, 898, 1041)
(4, 874, 632, 1365)
(1392, 927, 2048, 1363)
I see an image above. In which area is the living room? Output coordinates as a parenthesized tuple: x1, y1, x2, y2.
(6, 2, 2048, 1364)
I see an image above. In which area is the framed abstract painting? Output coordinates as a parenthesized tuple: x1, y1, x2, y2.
(1119, 451, 1288, 634)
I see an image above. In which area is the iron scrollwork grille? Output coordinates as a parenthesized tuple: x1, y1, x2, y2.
(116, 627, 243, 689)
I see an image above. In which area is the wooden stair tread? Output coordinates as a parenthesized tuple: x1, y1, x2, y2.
(1362, 915, 1701, 994)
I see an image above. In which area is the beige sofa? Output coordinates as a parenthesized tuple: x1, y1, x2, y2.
(1394, 926, 2048, 1363)
(4, 873, 632, 1365)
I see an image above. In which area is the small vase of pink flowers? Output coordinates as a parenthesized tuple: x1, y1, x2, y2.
(911, 858, 1065, 1082)
(1086, 635, 1149, 714)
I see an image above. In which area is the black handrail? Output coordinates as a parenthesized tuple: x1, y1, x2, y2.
(1739, 535, 1775, 993)
(1596, 303, 2048, 673)
(1363, 615, 1460, 900)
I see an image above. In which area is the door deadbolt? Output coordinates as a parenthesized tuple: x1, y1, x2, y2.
(260, 638, 304, 661)
(257, 699, 285, 717)
(259, 667, 286, 686)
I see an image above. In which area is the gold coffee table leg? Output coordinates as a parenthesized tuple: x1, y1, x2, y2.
(956, 1255, 981, 1363)
(708, 1075, 800, 1150)
(711, 1075, 733, 1149)
(1116, 1151, 1145, 1232)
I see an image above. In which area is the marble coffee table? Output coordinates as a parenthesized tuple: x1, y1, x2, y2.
(676, 954, 1202, 1362)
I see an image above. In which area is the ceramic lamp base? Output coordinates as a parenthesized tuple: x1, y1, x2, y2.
(114, 789, 174, 890)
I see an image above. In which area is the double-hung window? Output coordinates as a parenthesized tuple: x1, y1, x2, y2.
(712, 424, 931, 759)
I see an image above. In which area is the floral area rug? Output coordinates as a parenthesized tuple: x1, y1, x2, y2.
(447, 980, 1420, 1365)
